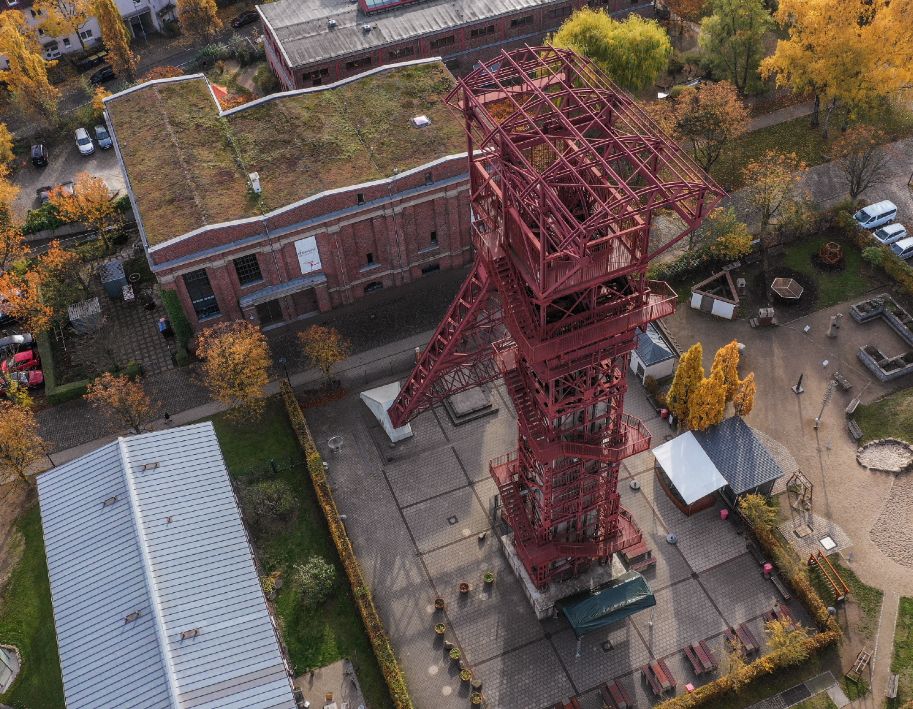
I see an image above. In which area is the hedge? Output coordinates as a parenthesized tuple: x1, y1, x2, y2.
(161, 289, 192, 366)
(280, 382, 414, 709)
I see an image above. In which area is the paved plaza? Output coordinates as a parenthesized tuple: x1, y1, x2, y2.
(305, 375, 800, 709)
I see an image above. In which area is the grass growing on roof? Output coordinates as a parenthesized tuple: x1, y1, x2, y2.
(208, 399, 388, 707)
(0, 505, 64, 709)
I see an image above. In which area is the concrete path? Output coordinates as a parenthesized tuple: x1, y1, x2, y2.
(747, 100, 815, 132)
(856, 590, 900, 707)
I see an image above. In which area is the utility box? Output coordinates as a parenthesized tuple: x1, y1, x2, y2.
(98, 260, 127, 300)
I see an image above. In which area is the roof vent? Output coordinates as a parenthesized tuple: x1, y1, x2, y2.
(327, 18, 337, 29)
(412, 115, 431, 128)
(124, 611, 141, 624)
(362, 23, 372, 32)
(180, 628, 201, 641)
(248, 172, 261, 194)
(141, 462, 159, 471)
(102, 495, 118, 507)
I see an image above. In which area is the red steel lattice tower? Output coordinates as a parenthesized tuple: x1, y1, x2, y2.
(388, 47, 725, 589)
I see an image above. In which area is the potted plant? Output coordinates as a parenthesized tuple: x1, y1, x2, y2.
(434, 597, 445, 611)
(434, 623, 446, 635)
(483, 571, 495, 585)
(443, 640, 454, 651)
(449, 647, 461, 661)
(471, 678, 483, 691)
(460, 668, 472, 682)
(470, 691, 483, 705)
(459, 582, 470, 594)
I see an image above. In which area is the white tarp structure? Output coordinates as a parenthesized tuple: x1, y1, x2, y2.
(652, 432, 728, 505)
(361, 382, 413, 442)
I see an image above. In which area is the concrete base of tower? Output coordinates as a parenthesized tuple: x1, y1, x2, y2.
(500, 534, 627, 619)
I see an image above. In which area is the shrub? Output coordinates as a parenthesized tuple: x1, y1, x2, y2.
(161, 289, 193, 365)
(643, 375, 660, 396)
(254, 64, 281, 95)
(295, 555, 337, 608)
(23, 202, 65, 234)
(241, 479, 298, 524)
(647, 247, 720, 282)
(861, 246, 885, 268)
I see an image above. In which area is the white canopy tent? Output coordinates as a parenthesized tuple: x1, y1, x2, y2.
(360, 382, 414, 442)
(652, 432, 728, 505)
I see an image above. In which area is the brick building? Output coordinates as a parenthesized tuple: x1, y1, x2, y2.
(257, 0, 648, 90)
(104, 59, 472, 330)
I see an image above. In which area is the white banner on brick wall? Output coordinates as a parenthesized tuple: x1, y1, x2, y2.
(296, 236, 322, 274)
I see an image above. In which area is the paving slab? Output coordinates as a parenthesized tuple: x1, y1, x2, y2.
(472, 639, 575, 709)
(548, 621, 650, 692)
(385, 445, 468, 508)
(404, 486, 491, 554)
(700, 553, 782, 627)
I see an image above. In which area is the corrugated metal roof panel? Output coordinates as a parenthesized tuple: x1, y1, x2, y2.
(258, 0, 567, 68)
(37, 422, 295, 709)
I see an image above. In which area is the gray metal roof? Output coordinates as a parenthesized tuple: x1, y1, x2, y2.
(258, 0, 567, 69)
(693, 417, 785, 495)
(37, 423, 295, 709)
(634, 323, 676, 367)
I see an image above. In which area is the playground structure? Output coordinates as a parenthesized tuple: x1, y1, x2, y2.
(818, 241, 844, 268)
(808, 550, 851, 602)
(786, 471, 813, 536)
(386, 46, 724, 590)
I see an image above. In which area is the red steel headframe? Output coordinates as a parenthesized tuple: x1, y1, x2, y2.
(389, 46, 724, 588)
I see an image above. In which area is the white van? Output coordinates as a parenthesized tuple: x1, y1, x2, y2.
(854, 200, 897, 230)
(873, 222, 908, 245)
(890, 236, 913, 260)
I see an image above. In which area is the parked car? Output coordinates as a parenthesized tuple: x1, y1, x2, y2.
(36, 181, 75, 205)
(75, 127, 95, 156)
(31, 143, 48, 167)
(0, 369, 45, 393)
(854, 200, 897, 230)
(873, 222, 908, 245)
(231, 10, 259, 28)
(890, 236, 913, 260)
(74, 49, 108, 72)
(94, 124, 113, 149)
(0, 333, 34, 351)
(1, 349, 41, 373)
(89, 64, 116, 85)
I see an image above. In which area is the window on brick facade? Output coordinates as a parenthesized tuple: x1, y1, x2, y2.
(547, 6, 572, 19)
(357, 193, 365, 204)
(183, 269, 220, 319)
(511, 15, 533, 28)
(345, 56, 371, 70)
(389, 46, 415, 59)
(429, 35, 455, 50)
(255, 298, 283, 325)
(430, 230, 438, 246)
(63, 37, 71, 47)
(470, 25, 495, 39)
(425, 171, 433, 185)
(366, 252, 375, 265)
(421, 263, 441, 275)
(364, 281, 383, 294)
(233, 254, 263, 285)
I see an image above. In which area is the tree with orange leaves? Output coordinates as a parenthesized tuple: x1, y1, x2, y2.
(49, 171, 120, 252)
(0, 221, 25, 272)
(196, 321, 271, 420)
(0, 400, 47, 485)
(139, 65, 184, 82)
(85, 372, 158, 434)
(298, 324, 351, 385)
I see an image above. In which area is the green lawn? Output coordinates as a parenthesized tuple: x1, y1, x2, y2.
(853, 389, 913, 443)
(0, 505, 64, 709)
(209, 399, 390, 708)
(807, 555, 883, 639)
(890, 596, 913, 705)
(781, 236, 880, 309)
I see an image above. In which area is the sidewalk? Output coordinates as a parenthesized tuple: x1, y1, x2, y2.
(747, 100, 815, 132)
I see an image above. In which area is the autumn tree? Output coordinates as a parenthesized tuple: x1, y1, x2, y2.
(49, 172, 120, 251)
(710, 340, 740, 401)
(702, 207, 752, 260)
(0, 179, 19, 226)
(722, 639, 749, 692)
(765, 619, 810, 666)
(762, 0, 913, 136)
(666, 342, 703, 423)
(832, 125, 892, 200)
(85, 372, 158, 434)
(177, 0, 223, 42)
(0, 122, 14, 178)
(196, 321, 271, 420)
(0, 401, 47, 485)
(34, 0, 94, 51)
(140, 65, 184, 82)
(298, 324, 351, 385)
(91, 86, 110, 117)
(741, 150, 806, 271)
(550, 9, 672, 92)
(0, 221, 25, 272)
(687, 370, 726, 431)
(738, 492, 778, 530)
(93, 0, 137, 81)
(733, 372, 756, 417)
(699, 0, 771, 95)
(0, 11, 60, 124)
(664, 0, 706, 23)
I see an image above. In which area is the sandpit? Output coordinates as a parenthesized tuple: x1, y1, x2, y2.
(857, 438, 913, 474)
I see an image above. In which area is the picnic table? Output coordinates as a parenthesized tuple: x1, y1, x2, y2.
(763, 605, 796, 628)
(684, 640, 718, 675)
(736, 623, 760, 655)
(599, 680, 632, 709)
(641, 659, 676, 696)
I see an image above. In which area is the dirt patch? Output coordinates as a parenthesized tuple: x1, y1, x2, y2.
(0, 482, 30, 592)
(871, 473, 913, 567)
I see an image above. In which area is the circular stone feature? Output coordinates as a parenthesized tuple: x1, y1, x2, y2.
(857, 438, 913, 473)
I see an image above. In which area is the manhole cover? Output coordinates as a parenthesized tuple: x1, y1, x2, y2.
(447, 515, 458, 526)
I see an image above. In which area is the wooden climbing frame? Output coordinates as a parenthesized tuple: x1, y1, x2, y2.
(808, 550, 851, 601)
(846, 648, 872, 683)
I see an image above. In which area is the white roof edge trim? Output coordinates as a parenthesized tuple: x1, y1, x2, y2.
(256, 5, 294, 70)
(219, 55, 444, 117)
(103, 73, 209, 104)
(147, 150, 473, 253)
(118, 437, 181, 708)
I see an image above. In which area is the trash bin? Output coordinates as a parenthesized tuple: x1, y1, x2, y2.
(98, 260, 127, 300)
(720, 508, 729, 521)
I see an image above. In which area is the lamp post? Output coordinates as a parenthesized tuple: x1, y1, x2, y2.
(277, 356, 290, 385)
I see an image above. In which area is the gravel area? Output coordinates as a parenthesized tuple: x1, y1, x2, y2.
(857, 439, 913, 473)
(871, 473, 913, 567)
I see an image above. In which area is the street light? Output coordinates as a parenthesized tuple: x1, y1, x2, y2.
(277, 356, 290, 385)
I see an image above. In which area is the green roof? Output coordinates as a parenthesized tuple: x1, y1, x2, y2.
(106, 61, 467, 247)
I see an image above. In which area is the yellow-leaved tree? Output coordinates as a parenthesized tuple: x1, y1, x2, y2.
(49, 171, 121, 252)
(0, 220, 25, 272)
(765, 618, 810, 666)
(550, 9, 672, 92)
(666, 342, 703, 423)
(702, 206, 752, 261)
(733, 372, 756, 417)
(0, 11, 60, 125)
(298, 324, 351, 385)
(710, 339, 741, 402)
(738, 492, 778, 530)
(93, 0, 137, 81)
(197, 321, 271, 420)
(177, 0, 223, 41)
(0, 401, 47, 485)
(85, 372, 158, 434)
(34, 0, 94, 51)
(0, 122, 15, 178)
(687, 371, 726, 431)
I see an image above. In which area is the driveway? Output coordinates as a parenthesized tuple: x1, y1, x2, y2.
(11, 142, 126, 220)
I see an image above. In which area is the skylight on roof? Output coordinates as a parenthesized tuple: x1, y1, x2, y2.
(359, 0, 427, 14)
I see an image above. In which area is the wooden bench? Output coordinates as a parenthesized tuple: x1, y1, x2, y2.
(770, 573, 792, 601)
(641, 660, 676, 696)
(833, 371, 852, 391)
(641, 663, 663, 697)
(746, 540, 766, 567)
(847, 419, 863, 441)
(887, 673, 899, 699)
(736, 623, 760, 655)
(599, 680, 632, 709)
(696, 640, 717, 673)
(683, 644, 704, 675)
(724, 627, 740, 653)
(622, 541, 657, 572)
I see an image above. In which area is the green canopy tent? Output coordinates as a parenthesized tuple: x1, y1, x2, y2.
(556, 571, 656, 638)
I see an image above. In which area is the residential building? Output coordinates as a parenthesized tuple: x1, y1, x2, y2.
(257, 0, 650, 90)
(104, 58, 473, 330)
(36, 423, 297, 709)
